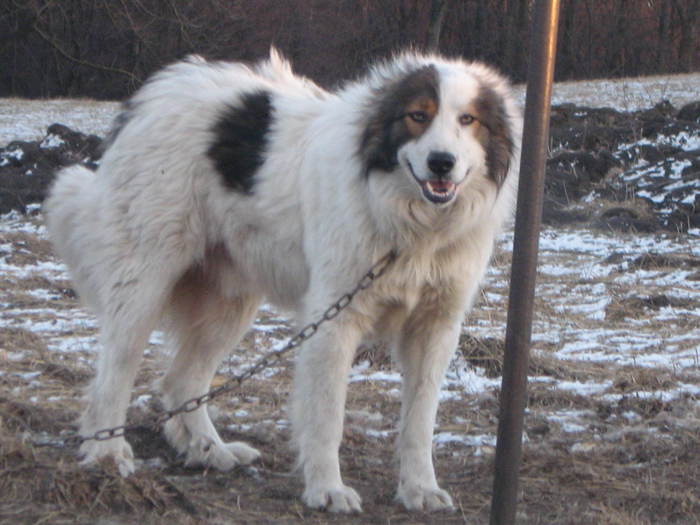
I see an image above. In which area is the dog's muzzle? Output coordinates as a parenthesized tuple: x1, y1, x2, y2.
(409, 151, 460, 205)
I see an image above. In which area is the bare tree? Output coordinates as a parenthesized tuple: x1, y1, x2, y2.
(0, 0, 698, 99)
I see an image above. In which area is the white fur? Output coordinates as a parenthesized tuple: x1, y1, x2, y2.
(45, 49, 521, 512)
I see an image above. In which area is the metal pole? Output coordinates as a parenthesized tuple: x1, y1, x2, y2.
(489, 1, 560, 524)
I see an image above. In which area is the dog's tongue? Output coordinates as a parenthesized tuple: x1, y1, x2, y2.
(426, 180, 454, 193)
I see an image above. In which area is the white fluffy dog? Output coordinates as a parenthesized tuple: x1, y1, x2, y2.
(45, 49, 520, 513)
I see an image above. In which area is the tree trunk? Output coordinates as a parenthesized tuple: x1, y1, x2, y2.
(426, 0, 452, 52)
(560, 0, 576, 79)
(674, 0, 700, 71)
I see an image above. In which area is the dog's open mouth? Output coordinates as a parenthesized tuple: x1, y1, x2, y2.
(408, 162, 458, 204)
(421, 179, 457, 204)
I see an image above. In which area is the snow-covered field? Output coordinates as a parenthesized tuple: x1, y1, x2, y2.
(544, 72, 700, 112)
(2, 72, 700, 146)
(1, 73, 699, 523)
(0, 98, 119, 146)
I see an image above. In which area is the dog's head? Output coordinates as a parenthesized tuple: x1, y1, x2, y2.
(360, 57, 517, 208)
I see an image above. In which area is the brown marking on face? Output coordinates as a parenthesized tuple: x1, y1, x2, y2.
(464, 101, 489, 143)
(360, 65, 439, 173)
(403, 96, 438, 138)
(471, 84, 515, 187)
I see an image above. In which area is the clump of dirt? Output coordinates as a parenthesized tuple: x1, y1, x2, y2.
(545, 100, 700, 232)
(0, 123, 101, 214)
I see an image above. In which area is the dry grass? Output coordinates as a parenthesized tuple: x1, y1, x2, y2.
(4, 391, 694, 525)
(0, 434, 199, 525)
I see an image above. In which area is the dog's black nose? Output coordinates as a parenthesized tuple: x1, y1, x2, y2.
(427, 151, 455, 176)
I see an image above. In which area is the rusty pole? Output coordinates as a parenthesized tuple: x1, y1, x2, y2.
(489, 1, 561, 524)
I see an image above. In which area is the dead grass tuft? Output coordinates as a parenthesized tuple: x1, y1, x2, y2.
(606, 293, 698, 320)
(597, 394, 674, 420)
(611, 367, 676, 393)
(0, 327, 48, 354)
(48, 460, 195, 516)
(40, 361, 91, 386)
(0, 434, 197, 523)
(459, 335, 504, 377)
(630, 252, 700, 270)
(0, 397, 77, 435)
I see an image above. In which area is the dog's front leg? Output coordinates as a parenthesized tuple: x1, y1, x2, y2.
(290, 319, 363, 513)
(396, 303, 463, 511)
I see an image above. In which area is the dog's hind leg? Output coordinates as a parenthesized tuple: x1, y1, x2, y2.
(79, 261, 187, 477)
(160, 275, 262, 471)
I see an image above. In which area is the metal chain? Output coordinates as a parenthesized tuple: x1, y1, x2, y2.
(59, 249, 398, 448)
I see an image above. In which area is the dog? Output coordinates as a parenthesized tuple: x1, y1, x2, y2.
(45, 49, 521, 513)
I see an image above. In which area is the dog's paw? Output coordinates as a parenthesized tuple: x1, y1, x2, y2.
(164, 415, 261, 470)
(79, 439, 135, 477)
(397, 482, 454, 511)
(302, 484, 362, 513)
(183, 436, 261, 470)
(225, 441, 261, 465)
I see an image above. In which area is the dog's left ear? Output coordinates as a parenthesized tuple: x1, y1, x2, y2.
(475, 85, 515, 187)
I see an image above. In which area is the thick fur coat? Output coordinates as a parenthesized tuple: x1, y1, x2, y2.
(45, 49, 521, 513)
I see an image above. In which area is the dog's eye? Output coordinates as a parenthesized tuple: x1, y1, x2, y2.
(407, 111, 428, 123)
(459, 114, 476, 126)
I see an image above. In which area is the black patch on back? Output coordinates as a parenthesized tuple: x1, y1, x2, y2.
(208, 91, 273, 193)
(360, 65, 439, 173)
(474, 84, 515, 187)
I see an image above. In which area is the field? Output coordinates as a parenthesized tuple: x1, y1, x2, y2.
(1, 73, 699, 524)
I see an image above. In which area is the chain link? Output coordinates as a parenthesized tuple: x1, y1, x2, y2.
(53, 249, 397, 448)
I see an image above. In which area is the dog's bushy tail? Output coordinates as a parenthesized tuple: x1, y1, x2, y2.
(44, 164, 104, 312)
